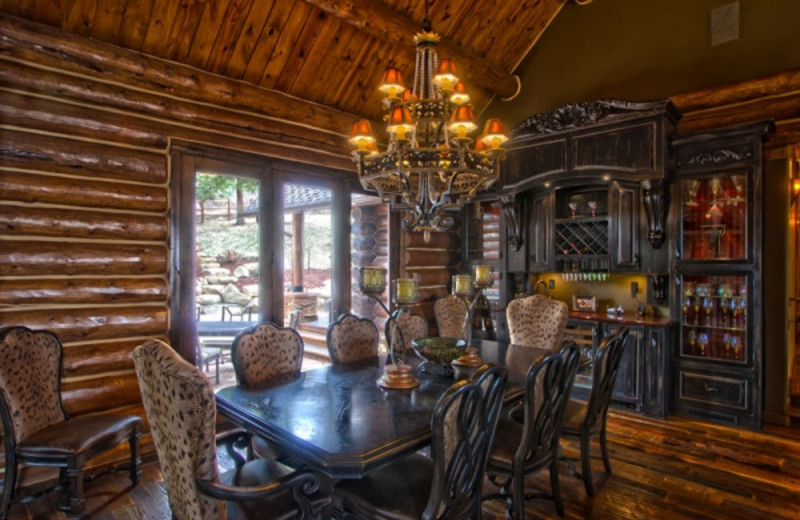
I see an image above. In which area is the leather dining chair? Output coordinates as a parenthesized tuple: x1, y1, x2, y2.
(133, 339, 328, 520)
(0, 326, 142, 520)
(326, 313, 379, 364)
(434, 294, 470, 340)
(333, 365, 507, 519)
(561, 327, 629, 497)
(483, 342, 581, 519)
(231, 322, 304, 463)
(506, 294, 569, 349)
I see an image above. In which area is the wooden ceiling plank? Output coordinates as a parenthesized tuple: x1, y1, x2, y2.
(140, 0, 182, 57)
(288, 15, 344, 98)
(90, 0, 128, 43)
(62, 0, 97, 37)
(241, 0, 295, 85)
(185, 0, 232, 69)
(338, 40, 397, 118)
(205, 0, 256, 74)
(163, 0, 210, 62)
(467, 0, 526, 65)
(29, 0, 63, 26)
(274, 8, 329, 92)
(447, 0, 495, 52)
(300, 0, 518, 99)
(428, 0, 473, 38)
(326, 32, 375, 109)
(500, 0, 565, 72)
(259, 1, 313, 89)
(310, 22, 361, 107)
(117, 0, 155, 51)
(223, 0, 276, 79)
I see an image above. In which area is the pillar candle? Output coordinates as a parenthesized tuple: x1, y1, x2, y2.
(475, 265, 492, 285)
(395, 278, 419, 304)
(452, 274, 473, 296)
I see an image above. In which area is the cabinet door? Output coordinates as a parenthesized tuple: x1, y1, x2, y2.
(609, 182, 640, 271)
(528, 191, 553, 272)
(604, 324, 643, 409)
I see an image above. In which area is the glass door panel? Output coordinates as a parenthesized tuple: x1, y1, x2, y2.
(680, 274, 748, 362)
(680, 174, 747, 260)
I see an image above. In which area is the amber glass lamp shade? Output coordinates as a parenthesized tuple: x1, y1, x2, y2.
(387, 105, 415, 141)
(449, 81, 470, 105)
(433, 58, 459, 91)
(349, 119, 376, 153)
(480, 118, 509, 150)
(448, 105, 477, 140)
(379, 67, 406, 100)
(401, 88, 417, 103)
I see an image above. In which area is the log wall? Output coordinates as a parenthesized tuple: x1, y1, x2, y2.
(0, 13, 354, 470)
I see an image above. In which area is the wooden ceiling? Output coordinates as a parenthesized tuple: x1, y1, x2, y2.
(0, 0, 567, 127)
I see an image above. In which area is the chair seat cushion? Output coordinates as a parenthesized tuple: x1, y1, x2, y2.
(17, 414, 141, 458)
(334, 454, 434, 520)
(486, 417, 523, 469)
(223, 459, 329, 520)
(561, 398, 588, 434)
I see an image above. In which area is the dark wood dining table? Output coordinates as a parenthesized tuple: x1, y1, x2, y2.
(214, 340, 557, 479)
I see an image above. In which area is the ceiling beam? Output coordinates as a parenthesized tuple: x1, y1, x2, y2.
(301, 0, 521, 100)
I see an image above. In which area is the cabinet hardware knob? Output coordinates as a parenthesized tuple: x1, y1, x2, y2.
(704, 384, 720, 393)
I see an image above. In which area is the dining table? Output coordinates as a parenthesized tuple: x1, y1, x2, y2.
(214, 339, 571, 480)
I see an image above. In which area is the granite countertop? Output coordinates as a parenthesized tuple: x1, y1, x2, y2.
(568, 311, 672, 327)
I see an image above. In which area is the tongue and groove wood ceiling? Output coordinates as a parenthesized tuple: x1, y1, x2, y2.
(0, 0, 566, 129)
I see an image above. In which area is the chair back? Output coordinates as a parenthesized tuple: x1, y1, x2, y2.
(434, 295, 470, 340)
(506, 294, 568, 349)
(423, 365, 507, 520)
(584, 327, 629, 432)
(133, 339, 223, 520)
(326, 313, 379, 364)
(516, 342, 581, 471)
(387, 312, 428, 353)
(232, 322, 304, 387)
(0, 327, 66, 444)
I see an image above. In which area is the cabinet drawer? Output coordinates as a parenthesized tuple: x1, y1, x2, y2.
(678, 370, 748, 410)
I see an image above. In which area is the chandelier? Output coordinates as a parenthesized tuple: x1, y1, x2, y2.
(348, 10, 508, 243)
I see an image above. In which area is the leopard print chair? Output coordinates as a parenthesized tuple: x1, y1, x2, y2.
(434, 295, 470, 340)
(505, 294, 569, 349)
(231, 322, 304, 388)
(0, 326, 142, 520)
(326, 313, 379, 364)
(133, 339, 327, 520)
(388, 312, 428, 354)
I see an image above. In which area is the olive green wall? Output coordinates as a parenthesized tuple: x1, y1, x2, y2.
(486, 0, 800, 124)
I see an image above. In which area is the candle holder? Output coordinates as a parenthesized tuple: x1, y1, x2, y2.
(452, 266, 492, 367)
(358, 267, 419, 389)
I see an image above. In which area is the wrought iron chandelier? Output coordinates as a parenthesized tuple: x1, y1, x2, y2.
(349, 6, 508, 243)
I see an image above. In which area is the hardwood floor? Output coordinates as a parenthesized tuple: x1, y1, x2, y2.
(5, 410, 800, 519)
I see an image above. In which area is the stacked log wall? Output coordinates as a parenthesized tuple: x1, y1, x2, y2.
(0, 13, 353, 470)
(351, 203, 389, 329)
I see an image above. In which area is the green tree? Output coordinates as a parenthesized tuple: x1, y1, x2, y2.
(196, 174, 258, 225)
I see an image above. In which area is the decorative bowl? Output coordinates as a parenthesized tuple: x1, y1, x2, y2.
(411, 337, 467, 366)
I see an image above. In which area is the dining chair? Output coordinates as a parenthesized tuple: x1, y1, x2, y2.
(483, 341, 581, 519)
(506, 294, 569, 349)
(387, 311, 428, 354)
(231, 322, 304, 387)
(333, 365, 508, 519)
(133, 339, 328, 519)
(561, 327, 629, 497)
(434, 294, 470, 340)
(0, 326, 142, 520)
(326, 313, 379, 364)
(197, 340, 223, 384)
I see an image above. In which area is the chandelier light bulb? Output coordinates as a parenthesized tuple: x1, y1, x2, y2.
(448, 104, 477, 139)
(379, 67, 406, 100)
(480, 118, 509, 150)
(450, 81, 470, 105)
(433, 58, 459, 92)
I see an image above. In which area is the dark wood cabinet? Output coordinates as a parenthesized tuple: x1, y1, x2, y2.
(669, 121, 771, 430)
(528, 190, 553, 272)
(604, 323, 644, 409)
(609, 181, 640, 271)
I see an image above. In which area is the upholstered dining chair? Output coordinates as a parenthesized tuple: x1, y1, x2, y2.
(333, 365, 507, 519)
(506, 294, 569, 349)
(561, 327, 629, 497)
(483, 342, 581, 519)
(434, 294, 470, 340)
(387, 312, 428, 354)
(0, 326, 142, 520)
(231, 322, 304, 388)
(133, 339, 328, 520)
(326, 313, 379, 364)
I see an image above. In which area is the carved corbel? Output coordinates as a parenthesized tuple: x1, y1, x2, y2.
(500, 194, 522, 251)
(641, 179, 668, 249)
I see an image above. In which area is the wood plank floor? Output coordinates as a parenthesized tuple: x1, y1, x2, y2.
(5, 410, 800, 519)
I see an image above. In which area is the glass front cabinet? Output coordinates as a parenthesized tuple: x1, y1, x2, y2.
(670, 122, 770, 430)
